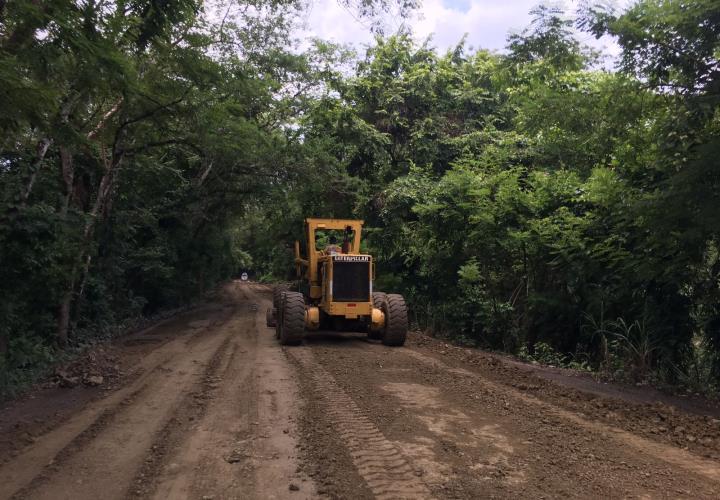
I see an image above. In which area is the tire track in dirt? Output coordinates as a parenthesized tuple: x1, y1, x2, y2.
(0, 314, 224, 499)
(128, 286, 255, 499)
(402, 348, 720, 484)
(5, 292, 239, 500)
(144, 283, 313, 500)
(1, 283, 313, 500)
(7, 382, 154, 498)
(306, 337, 720, 498)
(251, 293, 313, 499)
(126, 334, 233, 498)
(145, 304, 259, 499)
(288, 348, 431, 499)
(128, 286, 262, 498)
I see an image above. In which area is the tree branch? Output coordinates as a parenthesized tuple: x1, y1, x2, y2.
(121, 138, 202, 156)
(87, 97, 124, 140)
(119, 92, 189, 131)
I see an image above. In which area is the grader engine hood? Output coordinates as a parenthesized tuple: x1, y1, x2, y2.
(330, 255, 371, 302)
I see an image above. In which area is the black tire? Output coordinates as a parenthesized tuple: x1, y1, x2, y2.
(381, 294, 408, 347)
(275, 292, 285, 340)
(368, 292, 387, 340)
(280, 291, 305, 346)
(372, 292, 387, 306)
(266, 307, 276, 328)
(273, 286, 286, 310)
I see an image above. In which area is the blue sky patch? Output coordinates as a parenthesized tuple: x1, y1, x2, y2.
(442, 0, 472, 12)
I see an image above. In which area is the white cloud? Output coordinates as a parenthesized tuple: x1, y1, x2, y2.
(299, 0, 634, 60)
(298, 0, 377, 49)
(411, 0, 538, 51)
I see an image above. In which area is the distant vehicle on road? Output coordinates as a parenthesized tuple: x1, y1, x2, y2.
(240, 272, 248, 281)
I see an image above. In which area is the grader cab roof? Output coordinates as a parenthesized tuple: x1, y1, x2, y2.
(305, 218, 363, 254)
(305, 218, 364, 230)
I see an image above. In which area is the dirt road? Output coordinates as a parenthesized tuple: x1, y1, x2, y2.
(2, 282, 720, 499)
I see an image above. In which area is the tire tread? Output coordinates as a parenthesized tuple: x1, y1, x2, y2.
(280, 291, 305, 345)
(381, 294, 408, 347)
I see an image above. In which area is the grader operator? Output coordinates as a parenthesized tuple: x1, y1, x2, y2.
(266, 218, 408, 346)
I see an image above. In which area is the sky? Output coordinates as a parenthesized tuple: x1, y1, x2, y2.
(299, 0, 635, 60)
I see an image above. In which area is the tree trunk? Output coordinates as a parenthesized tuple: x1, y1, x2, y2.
(53, 96, 125, 344)
(196, 159, 214, 187)
(21, 138, 53, 204)
(21, 93, 80, 206)
(53, 145, 76, 346)
(77, 150, 122, 296)
(59, 146, 74, 215)
(59, 143, 125, 343)
(57, 287, 73, 346)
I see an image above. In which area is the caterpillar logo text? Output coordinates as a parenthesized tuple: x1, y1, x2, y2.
(333, 255, 370, 262)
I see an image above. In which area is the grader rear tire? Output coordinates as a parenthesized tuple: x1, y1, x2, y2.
(368, 292, 387, 340)
(273, 285, 289, 335)
(280, 291, 305, 346)
(275, 292, 285, 340)
(266, 307, 276, 328)
(273, 286, 285, 310)
(381, 294, 408, 347)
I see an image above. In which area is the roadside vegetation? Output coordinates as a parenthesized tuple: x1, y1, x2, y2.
(2, 0, 719, 397)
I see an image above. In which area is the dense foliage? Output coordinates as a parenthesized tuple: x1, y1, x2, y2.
(2, 0, 719, 394)
(246, 2, 720, 388)
(0, 0, 327, 393)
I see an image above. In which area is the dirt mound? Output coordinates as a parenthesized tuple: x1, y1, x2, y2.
(0, 345, 124, 468)
(407, 331, 720, 461)
(53, 345, 123, 388)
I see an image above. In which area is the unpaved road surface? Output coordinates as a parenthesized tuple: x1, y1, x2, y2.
(2, 282, 720, 499)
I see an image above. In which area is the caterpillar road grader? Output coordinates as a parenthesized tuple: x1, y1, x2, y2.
(266, 218, 408, 346)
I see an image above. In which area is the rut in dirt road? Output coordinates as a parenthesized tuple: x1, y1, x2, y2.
(289, 348, 430, 499)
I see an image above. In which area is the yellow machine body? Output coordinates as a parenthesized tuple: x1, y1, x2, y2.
(270, 217, 407, 347)
(294, 218, 382, 325)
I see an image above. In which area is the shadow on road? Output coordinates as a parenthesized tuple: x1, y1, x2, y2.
(301, 331, 376, 347)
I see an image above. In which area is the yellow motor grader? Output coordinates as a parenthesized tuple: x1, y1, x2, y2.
(266, 218, 408, 346)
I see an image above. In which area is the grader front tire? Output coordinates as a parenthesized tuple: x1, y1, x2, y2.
(280, 291, 305, 346)
(381, 294, 408, 347)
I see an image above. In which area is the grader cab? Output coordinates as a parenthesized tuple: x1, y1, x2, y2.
(266, 218, 408, 346)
